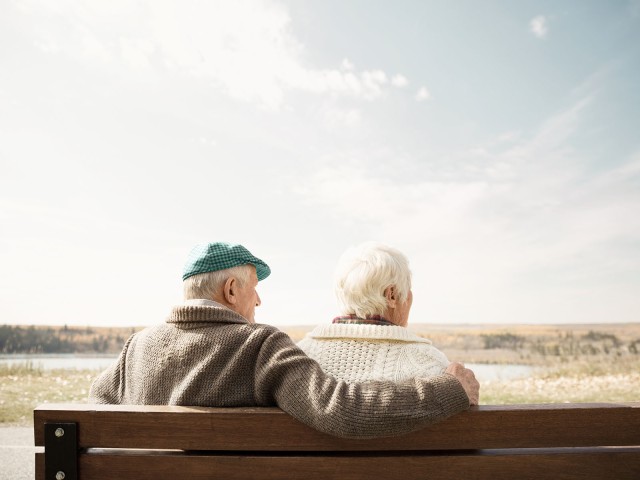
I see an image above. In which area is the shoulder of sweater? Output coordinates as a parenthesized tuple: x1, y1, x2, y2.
(304, 323, 433, 343)
(251, 322, 283, 335)
(133, 319, 292, 355)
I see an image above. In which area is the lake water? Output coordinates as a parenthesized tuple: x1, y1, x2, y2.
(0, 354, 117, 372)
(0, 354, 535, 381)
(466, 363, 534, 381)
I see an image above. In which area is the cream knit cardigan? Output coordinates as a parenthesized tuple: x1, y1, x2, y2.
(298, 324, 450, 383)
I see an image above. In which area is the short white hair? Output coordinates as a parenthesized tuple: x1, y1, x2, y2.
(334, 242, 412, 318)
(183, 264, 253, 300)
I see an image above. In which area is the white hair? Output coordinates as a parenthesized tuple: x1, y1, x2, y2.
(334, 242, 412, 318)
(183, 264, 253, 301)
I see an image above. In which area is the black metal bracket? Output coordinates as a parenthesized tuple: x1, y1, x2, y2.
(45, 422, 78, 480)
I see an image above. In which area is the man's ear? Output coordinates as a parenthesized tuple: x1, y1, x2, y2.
(223, 277, 237, 305)
(384, 286, 397, 309)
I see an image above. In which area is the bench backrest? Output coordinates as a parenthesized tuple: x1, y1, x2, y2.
(34, 402, 640, 480)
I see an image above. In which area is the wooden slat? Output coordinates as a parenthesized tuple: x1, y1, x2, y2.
(74, 449, 640, 480)
(34, 403, 640, 451)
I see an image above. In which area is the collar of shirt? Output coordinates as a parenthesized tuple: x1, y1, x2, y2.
(332, 314, 395, 326)
(183, 298, 226, 308)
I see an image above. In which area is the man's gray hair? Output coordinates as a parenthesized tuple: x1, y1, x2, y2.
(183, 264, 253, 300)
(334, 242, 412, 318)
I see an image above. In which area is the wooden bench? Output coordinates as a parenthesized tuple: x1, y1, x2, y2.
(34, 402, 640, 480)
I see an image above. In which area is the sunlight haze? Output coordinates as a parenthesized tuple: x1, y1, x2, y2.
(1, 0, 639, 327)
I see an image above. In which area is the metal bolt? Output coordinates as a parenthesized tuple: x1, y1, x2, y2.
(54, 428, 65, 438)
(55, 471, 66, 480)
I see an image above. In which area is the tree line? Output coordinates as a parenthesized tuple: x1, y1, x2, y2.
(0, 325, 134, 354)
(481, 330, 640, 357)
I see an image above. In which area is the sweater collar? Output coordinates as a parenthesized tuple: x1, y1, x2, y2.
(307, 322, 432, 343)
(167, 304, 249, 325)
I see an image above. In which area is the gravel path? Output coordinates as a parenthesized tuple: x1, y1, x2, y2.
(0, 427, 34, 480)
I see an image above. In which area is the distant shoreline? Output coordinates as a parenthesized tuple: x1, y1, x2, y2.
(3, 322, 639, 328)
(2, 323, 639, 363)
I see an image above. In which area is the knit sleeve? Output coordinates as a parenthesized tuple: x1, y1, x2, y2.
(88, 334, 134, 404)
(254, 330, 470, 439)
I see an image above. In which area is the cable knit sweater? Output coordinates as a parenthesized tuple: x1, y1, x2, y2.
(88, 305, 469, 439)
(298, 323, 450, 383)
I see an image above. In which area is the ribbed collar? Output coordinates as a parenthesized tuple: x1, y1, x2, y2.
(307, 323, 432, 343)
(166, 304, 249, 325)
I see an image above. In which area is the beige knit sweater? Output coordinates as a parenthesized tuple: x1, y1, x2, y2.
(298, 324, 450, 383)
(89, 305, 469, 438)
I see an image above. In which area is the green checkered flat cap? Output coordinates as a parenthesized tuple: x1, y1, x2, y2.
(182, 242, 271, 281)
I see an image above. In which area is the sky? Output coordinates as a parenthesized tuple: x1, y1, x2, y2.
(1, 0, 639, 328)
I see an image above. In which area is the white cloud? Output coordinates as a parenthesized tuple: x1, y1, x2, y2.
(341, 58, 355, 71)
(195, 136, 218, 146)
(530, 15, 548, 38)
(120, 37, 156, 70)
(391, 74, 409, 88)
(416, 86, 431, 101)
(320, 107, 362, 128)
(19, 0, 407, 108)
(33, 38, 60, 54)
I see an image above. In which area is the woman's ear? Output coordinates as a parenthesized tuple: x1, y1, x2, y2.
(384, 286, 397, 308)
(223, 277, 237, 305)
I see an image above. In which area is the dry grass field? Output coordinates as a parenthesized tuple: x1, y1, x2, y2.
(409, 323, 640, 405)
(408, 322, 640, 365)
(0, 364, 94, 425)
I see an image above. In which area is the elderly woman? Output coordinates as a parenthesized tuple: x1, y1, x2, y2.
(298, 242, 449, 382)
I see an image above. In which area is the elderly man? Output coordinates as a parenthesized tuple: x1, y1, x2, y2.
(89, 242, 478, 439)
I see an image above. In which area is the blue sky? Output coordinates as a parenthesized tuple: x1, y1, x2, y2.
(1, 0, 639, 327)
